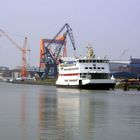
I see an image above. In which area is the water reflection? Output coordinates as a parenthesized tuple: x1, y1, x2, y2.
(39, 93, 58, 139)
(38, 88, 108, 140)
(21, 94, 27, 140)
(37, 88, 140, 140)
(38, 92, 80, 139)
(2, 83, 140, 140)
(18, 84, 39, 140)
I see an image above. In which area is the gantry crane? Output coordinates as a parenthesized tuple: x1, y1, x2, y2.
(40, 23, 76, 79)
(0, 29, 30, 77)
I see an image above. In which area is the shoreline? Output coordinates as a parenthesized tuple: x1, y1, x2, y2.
(7, 79, 56, 86)
(2, 79, 140, 91)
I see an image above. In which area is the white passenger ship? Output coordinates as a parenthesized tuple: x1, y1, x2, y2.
(56, 47, 116, 90)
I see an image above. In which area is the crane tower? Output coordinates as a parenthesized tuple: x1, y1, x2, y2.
(0, 29, 30, 77)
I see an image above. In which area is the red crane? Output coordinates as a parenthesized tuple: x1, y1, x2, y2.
(0, 29, 30, 77)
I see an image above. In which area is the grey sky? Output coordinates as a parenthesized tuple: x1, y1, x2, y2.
(0, 0, 140, 68)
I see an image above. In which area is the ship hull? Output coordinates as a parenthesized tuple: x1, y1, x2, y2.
(56, 83, 115, 90)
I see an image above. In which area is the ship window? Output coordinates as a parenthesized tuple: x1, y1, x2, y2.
(101, 67, 104, 69)
(79, 60, 82, 63)
(87, 60, 91, 63)
(85, 67, 88, 69)
(97, 67, 100, 69)
(90, 73, 110, 79)
(80, 74, 87, 78)
(104, 60, 108, 63)
(69, 79, 77, 82)
(89, 67, 92, 69)
(83, 60, 85, 63)
(93, 67, 96, 69)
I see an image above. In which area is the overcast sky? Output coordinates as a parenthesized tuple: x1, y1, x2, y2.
(0, 0, 140, 68)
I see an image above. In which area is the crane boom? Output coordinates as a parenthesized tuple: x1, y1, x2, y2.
(0, 29, 29, 77)
(45, 23, 76, 51)
(0, 29, 22, 51)
(65, 23, 76, 50)
(43, 23, 76, 63)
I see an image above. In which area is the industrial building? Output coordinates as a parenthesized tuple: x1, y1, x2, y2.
(0, 66, 9, 80)
(0, 66, 40, 81)
(110, 57, 140, 79)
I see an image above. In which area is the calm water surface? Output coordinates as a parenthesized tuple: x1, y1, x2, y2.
(0, 82, 140, 140)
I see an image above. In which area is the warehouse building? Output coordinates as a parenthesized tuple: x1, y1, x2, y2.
(109, 58, 140, 79)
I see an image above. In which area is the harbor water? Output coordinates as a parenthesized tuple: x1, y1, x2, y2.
(0, 82, 140, 140)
